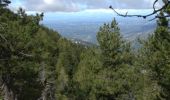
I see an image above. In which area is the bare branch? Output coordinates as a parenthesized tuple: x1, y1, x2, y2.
(0, 33, 7, 42)
(110, 0, 170, 19)
(18, 52, 33, 57)
(153, 0, 159, 12)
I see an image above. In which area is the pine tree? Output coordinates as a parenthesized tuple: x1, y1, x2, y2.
(0, 6, 61, 99)
(96, 19, 138, 99)
(73, 48, 102, 99)
(141, 12, 170, 99)
(0, 0, 11, 7)
(97, 19, 124, 68)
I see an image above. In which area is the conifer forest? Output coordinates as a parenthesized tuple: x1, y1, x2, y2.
(0, 0, 170, 100)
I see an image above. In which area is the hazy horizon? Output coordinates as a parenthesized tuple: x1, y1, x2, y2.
(39, 9, 156, 43)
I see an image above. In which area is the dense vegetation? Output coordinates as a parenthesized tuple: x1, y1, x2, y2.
(0, 1, 170, 100)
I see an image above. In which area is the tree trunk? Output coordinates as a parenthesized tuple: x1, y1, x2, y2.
(39, 62, 56, 100)
(39, 62, 47, 100)
(2, 83, 17, 100)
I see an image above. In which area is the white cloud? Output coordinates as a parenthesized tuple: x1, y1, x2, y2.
(44, 0, 55, 5)
(12, 0, 163, 12)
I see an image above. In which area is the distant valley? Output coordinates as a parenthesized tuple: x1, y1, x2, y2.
(42, 9, 157, 44)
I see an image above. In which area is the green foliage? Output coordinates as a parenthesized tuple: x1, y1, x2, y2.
(0, 7, 60, 100)
(97, 19, 121, 52)
(73, 48, 102, 99)
(139, 12, 170, 99)
(55, 38, 84, 99)
(0, 0, 11, 7)
(96, 19, 138, 99)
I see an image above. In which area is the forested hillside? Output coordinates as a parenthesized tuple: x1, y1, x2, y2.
(0, 0, 170, 100)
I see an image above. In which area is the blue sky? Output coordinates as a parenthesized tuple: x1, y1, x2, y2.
(10, 0, 162, 12)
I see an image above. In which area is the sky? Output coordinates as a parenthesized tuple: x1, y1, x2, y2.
(10, 0, 162, 12)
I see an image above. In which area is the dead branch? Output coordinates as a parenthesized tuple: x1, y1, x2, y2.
(18, 52, 33, 57)
(109, 0, 170, 19)
(153, 0, 159, 12)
